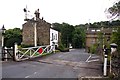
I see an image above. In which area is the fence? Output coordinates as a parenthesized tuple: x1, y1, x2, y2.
(2, 43, 55, 61)
(14, 43, 55, 61)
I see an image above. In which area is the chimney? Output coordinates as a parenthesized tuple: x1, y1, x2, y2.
(42, 17, 44, 20)
(34, 9, 40, 18)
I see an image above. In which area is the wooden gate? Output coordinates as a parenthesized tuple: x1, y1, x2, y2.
(14, 43, 55, 61)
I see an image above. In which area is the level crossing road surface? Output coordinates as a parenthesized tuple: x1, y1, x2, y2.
(2, 49, 102, 78)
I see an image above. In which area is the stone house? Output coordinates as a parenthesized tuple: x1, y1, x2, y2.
(50, 28, 59, 46)
(85, 27, 112, 52)
(22, 9, 60, 46)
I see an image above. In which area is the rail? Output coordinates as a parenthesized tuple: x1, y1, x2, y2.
(14, 43, 55, 61)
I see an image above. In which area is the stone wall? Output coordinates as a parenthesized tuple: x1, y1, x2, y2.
(22, 19, 51, 46)
(22, 21, 34, 45)
(37, 20, 50, 45)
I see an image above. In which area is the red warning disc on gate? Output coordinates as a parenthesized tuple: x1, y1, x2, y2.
(38, 48, 43, 54)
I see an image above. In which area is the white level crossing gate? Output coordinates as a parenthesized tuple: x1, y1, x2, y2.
(14, 43, 55, 61)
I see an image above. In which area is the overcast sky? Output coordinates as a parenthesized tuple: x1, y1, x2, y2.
(0, 0, 117, 29)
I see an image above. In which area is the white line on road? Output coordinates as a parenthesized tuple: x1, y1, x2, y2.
(85, 54, 91, 62)
(34, 72, 37, 74)
(91, 56, 99, 59)
(25, 72, 37, 78)
(25, 76, 30, 78)
(87, 59, 99, 63)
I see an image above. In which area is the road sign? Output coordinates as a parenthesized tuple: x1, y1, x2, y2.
(38, 48, 43, 54)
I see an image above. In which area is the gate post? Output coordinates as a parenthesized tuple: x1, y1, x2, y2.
(14, 43, 19, 61)
(4, 47, 8, 61)
(52, 42, 55, 53)
(104, 54, 108, 76)
(53, 44, 55, 53)
(110, 43, 117, 74)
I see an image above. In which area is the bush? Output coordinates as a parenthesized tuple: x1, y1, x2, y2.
(90, 44, 97, 54)
(63, 48, 69, 52)
(21, 44, 34, 48)
(5, 38, 22, 48)
(55, 50, 60, 53)
(57, 43, 69, 52)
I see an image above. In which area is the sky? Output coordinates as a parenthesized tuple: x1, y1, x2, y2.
(0, 0, 118, 29)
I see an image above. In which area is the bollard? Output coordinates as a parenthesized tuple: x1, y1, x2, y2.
(53, 44, 55, 53)
(103, 45, 108, 76)
(52, 42, 55, 53)
(110, 55, 112, 73)
(104, 54, 107, 76)
(4, 47, 8, 61)
(53, 43, 55, 53)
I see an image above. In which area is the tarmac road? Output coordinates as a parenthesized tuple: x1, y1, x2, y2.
(2, 49, 102, 78)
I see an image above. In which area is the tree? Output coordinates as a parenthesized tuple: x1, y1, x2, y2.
(107, 1, 120, 52)
(4, 28, 22, 47)
(52, 22, 75, 48)
(72, 28, 82, 48)
(52, 23, 63, 32)
(111, 27, 120, 52)
(52, 22, 86, 48)
(61, 23, 75, 47)
(107, 1, 120, 78)
(72, 27, 86, 48)
(107, 1, 120, 19)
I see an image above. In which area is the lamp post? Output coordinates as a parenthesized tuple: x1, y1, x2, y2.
(1, 25, 6, 48)
(1, 25, 6, 60)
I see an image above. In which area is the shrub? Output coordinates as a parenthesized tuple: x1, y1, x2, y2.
(57, 43, 69, 52)
(90, 44, 97, 54)
(21, 44, 34, 48)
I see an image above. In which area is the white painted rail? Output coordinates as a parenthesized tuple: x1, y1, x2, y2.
(14, 43, 55, 61)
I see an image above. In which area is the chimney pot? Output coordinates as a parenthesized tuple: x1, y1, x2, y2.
(34, 9, 40, 18)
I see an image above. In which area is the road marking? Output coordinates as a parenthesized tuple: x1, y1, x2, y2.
(34, 72, 37, 74)
(87, 59, 99, 63)
(25, 76, 30, 78)
(85, 54, 91, 62)
(25, 72, 37, 78)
